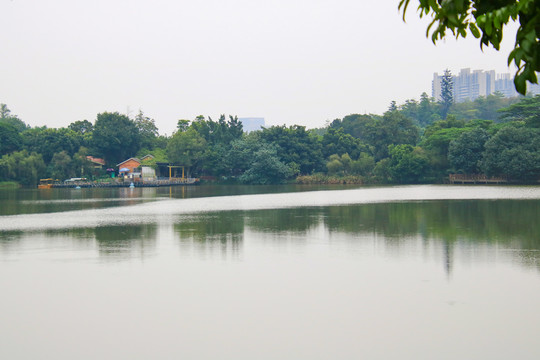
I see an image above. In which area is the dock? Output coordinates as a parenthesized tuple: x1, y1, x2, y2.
(50, 178, 199, 188)
(448, 174, 507, 184)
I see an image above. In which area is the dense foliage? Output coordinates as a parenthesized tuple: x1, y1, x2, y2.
(1, 94, 540, 186)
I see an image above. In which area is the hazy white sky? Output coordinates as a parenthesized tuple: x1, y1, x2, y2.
(1, 0, 518, 135)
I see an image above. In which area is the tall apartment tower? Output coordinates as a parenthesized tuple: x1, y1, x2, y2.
(432, 68, 538, 102)
(239, 117, 265, 132)
(495, 73, 518, 98)
(432, 73, 442, 101)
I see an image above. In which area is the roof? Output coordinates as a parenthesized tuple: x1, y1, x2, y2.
(86, 156, 106, 165)
(141, 154, 155, 161)
(116, 158, 141, 167)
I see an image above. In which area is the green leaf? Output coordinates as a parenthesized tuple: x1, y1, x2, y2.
(469, 23, 481, 38)
(493, 12, 501, 29)
(525, 29, 537, 43)
(522, 38, 532, 53)
(508, 48, 523, 67)
(484, 18, 492, 36)
(514, 72, 527, 95)
(398, 0, 410, 21)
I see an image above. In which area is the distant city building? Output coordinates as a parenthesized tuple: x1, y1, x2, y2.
(432, 68, 540, 103)
(494, 73, 518, 98)
(239, 117, 265, 132)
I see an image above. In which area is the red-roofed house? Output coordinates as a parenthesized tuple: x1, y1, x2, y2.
(117, 158, 141, 173)
(86, 156, 106, 170)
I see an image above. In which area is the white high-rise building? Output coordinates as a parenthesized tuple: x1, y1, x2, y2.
(494, 73, 519, 98)
(432, 68, 539, 102)
(239, 117, 265, 132)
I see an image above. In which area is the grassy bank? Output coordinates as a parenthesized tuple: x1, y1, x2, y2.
(296, 174, 364, 185)
(0, 181, 20, 189)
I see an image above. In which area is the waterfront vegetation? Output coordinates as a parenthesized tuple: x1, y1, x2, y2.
(0, 181, 19, 189)
(1, 93, 540, 187)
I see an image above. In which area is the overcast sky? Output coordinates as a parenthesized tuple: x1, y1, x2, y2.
(1, 0, 518, 135)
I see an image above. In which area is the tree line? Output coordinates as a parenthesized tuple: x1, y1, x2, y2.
(1, 92, 539, 186)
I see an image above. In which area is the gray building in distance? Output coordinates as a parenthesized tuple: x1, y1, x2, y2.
(239, 117, 265, 132)
(432, 68, 540, 102)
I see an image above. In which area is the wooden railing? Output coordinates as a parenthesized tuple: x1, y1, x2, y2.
(51, 178, 199, 188)
(449, 174, 507, 184)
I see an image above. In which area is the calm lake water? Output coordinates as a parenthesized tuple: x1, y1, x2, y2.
(1, 184, 540, 359)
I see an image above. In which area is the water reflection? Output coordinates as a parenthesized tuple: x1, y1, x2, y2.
(325, 200, 540, 274)
(1, 196, 539, 270)
(0, 184, 356, 216)
(173, 199, 540, 273)
(320, 200, 539, 243)
(245, 207, 321, 234)
(174, 212, 243, 260)
(0, 187, 166, 216)
(92, 224, 158, 260)
(0, 224, 158, 262)
(2, 187, 540, 359)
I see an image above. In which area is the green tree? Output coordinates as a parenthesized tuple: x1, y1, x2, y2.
(226, 133, 265, 177)
(166, 128, 206, 175)
(0, 104, 9, 119)
(340, 153, 352, 173)
(372, 158, 392, 183)
(0, 150, 46, 185)
(482, 126, 540, 181)
(134, 110, 160, 150)
(329, 114, 374, 138)
(0, 104, 28, 132)
(190, 114, 243, 146)
(200, 143, 231, 177)
(351, 152, 375, 176)
(420, 117, 469, 178)
(449, 92, 519, 121)
(330, 112, 419, 161)
(22, 127, 82, 164)
(448, 128, 490, 174)
(440, 69, 454, 119)
(185, 114, 244, 177)
(239, 146, 291, 184)
(177, 119, 190, 132)
(72, 147, 95, 178)
(91, 112, 141, 166)
(48, 151, 74, 180)
(137, 147, 168, 165)
(370, 111, 420, 160)
(321, 127, 368, 159)
(498, 95, 540, 127)
(259, 125, 323, 174)
(0, 122, 22, 156)
(418, 92, 441, 127)
(326, 154, 344, 175)
(68, 120, 94, 134)
(388, 144, 429, 184)
(474, 92, 510, 121)
(399, 0, 540, 94)
(399, 99, 419, 125)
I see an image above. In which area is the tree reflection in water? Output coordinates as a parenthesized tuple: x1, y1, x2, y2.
(1, 199, 539, 272)
(174, 212, 243, 260)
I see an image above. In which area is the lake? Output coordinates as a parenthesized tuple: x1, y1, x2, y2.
(1, 184, 539, 359)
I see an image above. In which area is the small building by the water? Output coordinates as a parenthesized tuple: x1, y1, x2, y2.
(155, 162, 187, 179)
(117, 158, 141, 174)
(86, 156, 106, 170)
(141, 165, 156, 181)
(116, 155, 158, 181)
